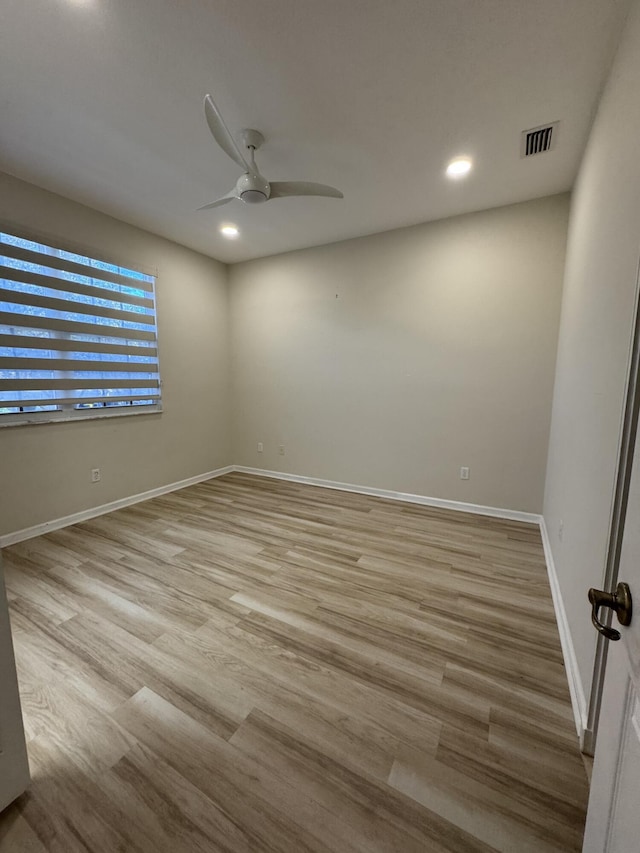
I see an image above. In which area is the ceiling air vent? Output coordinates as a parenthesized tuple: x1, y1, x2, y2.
(521, 122, 559, 158)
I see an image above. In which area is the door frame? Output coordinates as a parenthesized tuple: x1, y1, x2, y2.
(582, 255, 640, 756)
(0, 552, 30, 811)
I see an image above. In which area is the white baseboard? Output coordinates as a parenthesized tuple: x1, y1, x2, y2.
(0, 466, 234, 548)
(539, 516, 587, 737)
(233, 466, 542, 524)
(0, 463, 538, 548)
(2, 462, 583, 741)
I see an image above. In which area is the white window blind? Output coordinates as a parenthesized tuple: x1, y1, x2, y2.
(0, 229, 162, 426)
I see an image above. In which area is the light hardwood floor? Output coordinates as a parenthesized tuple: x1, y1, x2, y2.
(0, 473, 588, 852)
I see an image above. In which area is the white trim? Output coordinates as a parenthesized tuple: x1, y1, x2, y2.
(2, 460, 583, 742)
(233, 466, 541, 524)
(539, 516, 588, 737)
(0, 464, 539, 548)
(0, 466, 234, 548)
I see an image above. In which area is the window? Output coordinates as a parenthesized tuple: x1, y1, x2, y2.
(0, 228, 162, 426)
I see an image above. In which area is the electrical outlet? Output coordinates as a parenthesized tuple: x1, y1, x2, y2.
(257, 442, 264, 453)
(279, 445, 285, 456)
(460, 466, 470, 480)
(91, 468, 101, 483)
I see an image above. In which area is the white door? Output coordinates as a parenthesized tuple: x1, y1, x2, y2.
(0, 553, 29, 812)
(583, 430, 640, 851)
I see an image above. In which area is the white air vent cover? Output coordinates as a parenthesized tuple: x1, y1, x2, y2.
(521, 122, 559, 157)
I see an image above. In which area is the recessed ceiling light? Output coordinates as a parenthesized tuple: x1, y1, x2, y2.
(220, 225, 239, 238)
(446, 157, 473, 179)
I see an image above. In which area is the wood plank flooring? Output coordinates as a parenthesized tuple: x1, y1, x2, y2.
(0, 473, 588, 852)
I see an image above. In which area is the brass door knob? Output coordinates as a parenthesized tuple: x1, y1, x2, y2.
(588, 582, 633, 641)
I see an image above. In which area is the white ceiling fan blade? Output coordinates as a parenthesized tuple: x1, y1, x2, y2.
(197, 191, 237, 211)
(268, 181, 344, 200)
(204, 95, 251, 171)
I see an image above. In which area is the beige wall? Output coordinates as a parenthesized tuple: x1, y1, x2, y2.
(543, 1, 640, 702)
(0, 178, 569, 538)
(0, 172, 231, 537)
(230, 195, 569, 514)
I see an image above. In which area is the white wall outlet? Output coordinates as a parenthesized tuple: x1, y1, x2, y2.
(279, 445, 285, 456)
(460, 466, 470, 480)
(91, 468, 101, 483)
(257, 442, 264, 453)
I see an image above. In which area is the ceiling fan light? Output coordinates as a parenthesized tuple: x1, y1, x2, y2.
(240, 190, 268, 204)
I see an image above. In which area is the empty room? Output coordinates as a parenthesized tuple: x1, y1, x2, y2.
(1, 1, 640, 851)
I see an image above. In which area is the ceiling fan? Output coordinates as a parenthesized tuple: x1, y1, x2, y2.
(199, 94, 344, 210)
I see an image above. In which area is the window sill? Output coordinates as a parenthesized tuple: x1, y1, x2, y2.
(0, 404, 163, 428)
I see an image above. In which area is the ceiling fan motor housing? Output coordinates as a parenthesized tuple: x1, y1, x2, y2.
(237, 172, 270, 203)
(200, 95, 343, 210)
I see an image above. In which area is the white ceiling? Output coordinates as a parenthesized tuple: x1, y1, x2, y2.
(0, 0, 631, 263)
